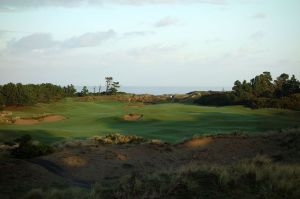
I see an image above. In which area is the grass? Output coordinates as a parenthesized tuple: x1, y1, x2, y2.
(23, 155, 300, 199)
(93, 155, 300, 199)
(1, 97, 300, 143)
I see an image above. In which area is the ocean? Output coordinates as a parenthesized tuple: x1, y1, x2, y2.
(75, 86, 232, 95)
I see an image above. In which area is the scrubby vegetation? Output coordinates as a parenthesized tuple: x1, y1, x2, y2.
(195, 72, 300, 110)
(23, 155, 300, 199)
(89, 133, 146, 144)
(11, 134, 54, 158)
(95, 156, 300, 199)
(24, 188, 88, 199)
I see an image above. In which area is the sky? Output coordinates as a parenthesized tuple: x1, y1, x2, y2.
(0, 0, 299, 87)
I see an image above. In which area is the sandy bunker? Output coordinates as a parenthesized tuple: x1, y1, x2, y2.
(123, 103, 144, 110)
(13, 115, 66, 125)
(123, 114, 143, 121)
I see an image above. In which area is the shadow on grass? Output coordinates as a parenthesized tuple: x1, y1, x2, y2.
(97, 111, 300, 142)
(0, 129, 65, 144)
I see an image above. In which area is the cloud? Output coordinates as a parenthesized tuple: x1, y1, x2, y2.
(107, 0, 227, 5)
(0, 0, 227, 11)
(123, 31, 154, 37)
(251, 12, 267, 19)
(6, 30, 116, 52)
(154, 17, 179, 28)
(128, 44, 180, 56)
(62, 30, 116, 48)
(249, 31, 264, 41)
(0, 29, 26, 37)
(205, 38, 221, 44)
(0, 30, 9, 37)
(7, 33, 57, 51)
(0, 7, 16, 12)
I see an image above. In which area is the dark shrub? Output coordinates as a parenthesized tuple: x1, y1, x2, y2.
(195, 92, 237, 106)
(245, 94, 300, 110)
(11, 134, 54, 159)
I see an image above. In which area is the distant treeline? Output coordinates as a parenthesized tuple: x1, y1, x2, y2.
(195, 72, 300, 110)
(0, 83, 76, 106)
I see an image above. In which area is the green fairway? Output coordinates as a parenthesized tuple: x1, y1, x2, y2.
(1, 98, 300, 143)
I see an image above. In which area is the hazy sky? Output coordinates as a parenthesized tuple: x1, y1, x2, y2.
(0, 0, 299, 87)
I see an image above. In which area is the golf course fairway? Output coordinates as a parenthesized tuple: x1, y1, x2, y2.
(1, 98, 300, 143)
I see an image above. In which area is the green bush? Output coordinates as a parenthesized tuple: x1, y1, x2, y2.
(11, 134, 54, 159)
(245, 94, 300, 110)
(195, 92, 300, 111)
(195, 92, 237, 106)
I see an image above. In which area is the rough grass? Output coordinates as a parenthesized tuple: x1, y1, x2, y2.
(90, 155, 299, 199)
(23, 155, 300, 199)
(24, 188, 88, 199)
(1, 97, 300, 143)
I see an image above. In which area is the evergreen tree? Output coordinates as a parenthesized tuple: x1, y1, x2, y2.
(105, 77, 113, 93)
(250, 72, 274, 97)
(105, 77, 120, 95)
(282, 75, 300, 96)
(274, 73, 289, 97)
(81, 86, 89, 96)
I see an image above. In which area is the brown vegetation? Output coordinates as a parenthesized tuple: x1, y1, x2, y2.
(1, 131, 299, 198)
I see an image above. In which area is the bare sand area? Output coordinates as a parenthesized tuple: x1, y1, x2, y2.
(13, 115, 66, 125)
(123, 113, 143, 121)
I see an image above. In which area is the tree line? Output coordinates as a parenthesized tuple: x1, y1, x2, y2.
(0, 77, 121, 106)
(195, 72, 300, 110)
(232, 72, 300, 99)
(0, 83, 76, 106)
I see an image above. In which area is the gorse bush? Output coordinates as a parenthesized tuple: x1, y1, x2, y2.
(244, 94, 300, 110)
(194, 92, 237, 106)
(11, 134, 54, 159)
(90, 133, 146, 144)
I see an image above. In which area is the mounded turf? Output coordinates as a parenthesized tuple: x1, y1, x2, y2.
(1, 98, 300, 143)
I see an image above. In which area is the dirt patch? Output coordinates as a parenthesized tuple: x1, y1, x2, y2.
(0, 111, 12, 117)
(3, 106, 29, 111)
(182, 137, 213, 148)
(116, 153, 128, 160)
(62, 156, 87, 167)
(13, 115, 66, 125)
(13, 118, 40, 125)
(123, 114, 143, 121)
